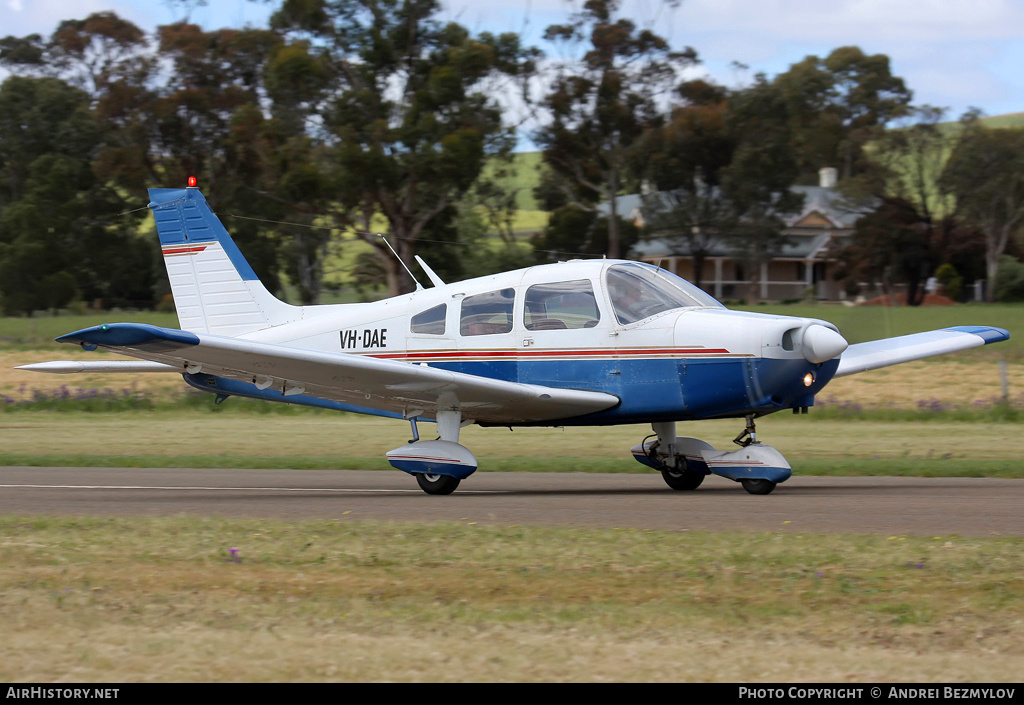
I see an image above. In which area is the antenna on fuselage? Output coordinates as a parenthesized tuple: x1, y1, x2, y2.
(377, 233, 424, 291)
(414, 255, 446, 288)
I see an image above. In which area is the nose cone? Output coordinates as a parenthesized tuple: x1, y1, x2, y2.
(802, 324, 848, 363)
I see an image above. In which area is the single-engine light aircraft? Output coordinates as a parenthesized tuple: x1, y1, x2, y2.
(19, 182, 1010, 495)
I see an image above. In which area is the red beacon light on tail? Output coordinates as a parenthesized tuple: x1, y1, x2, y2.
(187, 176, 198, 188)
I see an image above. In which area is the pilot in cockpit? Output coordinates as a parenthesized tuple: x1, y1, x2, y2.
(609, 277, 649, 324)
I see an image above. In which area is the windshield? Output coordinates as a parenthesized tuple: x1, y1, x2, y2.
(606, 262, 723, 325)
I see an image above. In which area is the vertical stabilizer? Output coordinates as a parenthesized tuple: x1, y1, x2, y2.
(148, 186, 299, 336)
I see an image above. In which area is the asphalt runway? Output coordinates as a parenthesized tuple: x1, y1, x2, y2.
(1, 466, 1021, 536)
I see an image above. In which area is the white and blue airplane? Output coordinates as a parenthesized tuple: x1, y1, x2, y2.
(19, 182, 1010, 495)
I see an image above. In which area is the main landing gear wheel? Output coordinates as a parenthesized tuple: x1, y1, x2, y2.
(661, 467, 705, 491)
(416, 473, 461, 495)
(740, 478, 776, 495)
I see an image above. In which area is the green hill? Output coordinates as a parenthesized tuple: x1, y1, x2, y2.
(979, 112, 1024, 129)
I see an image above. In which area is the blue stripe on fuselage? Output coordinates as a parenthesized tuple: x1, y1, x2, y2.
(181, 356, 838, 425)
(432, 356, 839, 425)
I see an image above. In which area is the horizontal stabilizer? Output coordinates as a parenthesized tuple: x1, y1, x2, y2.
(834, 326, 1010, 378)
(16, 360, 179, 374)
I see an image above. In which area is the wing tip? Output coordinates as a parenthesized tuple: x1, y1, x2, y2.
(56, 323, 200, 349)
(943, 326, 1010, 345)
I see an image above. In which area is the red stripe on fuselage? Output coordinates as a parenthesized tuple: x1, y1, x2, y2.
(368, 347, 739, 362)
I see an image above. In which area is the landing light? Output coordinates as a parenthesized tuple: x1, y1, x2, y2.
(803, 372, 815, 387)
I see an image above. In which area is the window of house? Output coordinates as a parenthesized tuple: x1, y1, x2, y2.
(524, 280, 600, 330)
(460, 288, 514, 336)
(410, 304, 447, 335)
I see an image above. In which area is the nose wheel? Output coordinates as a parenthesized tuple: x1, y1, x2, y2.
(735, 416, 780, 494)
(740, 478, 776, 495)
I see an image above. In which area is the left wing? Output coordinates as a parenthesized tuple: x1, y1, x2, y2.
(41, 323, 619, 423)
(834, 326, 1010, 378)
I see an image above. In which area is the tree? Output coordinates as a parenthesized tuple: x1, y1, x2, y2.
(939, 116, 1024, 301)
(272, 0, 537, 296)
(631, 75, 803, 300)
(718, 76, 804, 303)
(531, 205, 639, 263)
(879, 105, 955, 222)
(144, 20, 338, 302)
(634, 80, 734, 289)
(48, 12, 152, 98)
(830, 196, 935, 305)
(0, 75, 155, 313)
(775, 46, 912, 189)
(535, 0, 696, 259)
(853, 106, 987, 303)
(0, 13, 157, 195)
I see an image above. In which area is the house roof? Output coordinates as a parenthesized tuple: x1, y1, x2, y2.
(599, 186, 865, 229)
(789, 185, 864, 229)
(598, 184, 865, 260)
(632, 231, 838, 260)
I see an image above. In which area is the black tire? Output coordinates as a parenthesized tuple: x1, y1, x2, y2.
(660, 466, 705, 491)
(416, 473, 461, 495)
(740, 478, 776, 495)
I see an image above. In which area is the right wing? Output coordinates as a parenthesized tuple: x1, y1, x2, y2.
(834, 326, 1010, 378)
(37, 322, 620, 424)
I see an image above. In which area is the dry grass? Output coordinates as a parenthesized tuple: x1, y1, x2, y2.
(1, 516, 1022, 682)
(822, 358, 1023, 408)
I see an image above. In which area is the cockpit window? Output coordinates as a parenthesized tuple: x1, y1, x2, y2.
(525, 280, 600, 330)
(606, 262, 723, 325)
(460, 288, 514, 336)
(410, 304, 446, 335)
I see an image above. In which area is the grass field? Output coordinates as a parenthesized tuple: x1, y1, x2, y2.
(1, 515, 1022, 682)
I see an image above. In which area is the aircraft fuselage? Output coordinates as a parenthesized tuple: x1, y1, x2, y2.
(185, 258, 845, 425)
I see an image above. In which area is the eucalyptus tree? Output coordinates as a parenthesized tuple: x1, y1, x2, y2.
(634, 79, 734, 289)
(718, 76, 804, 302)
(271, 0, 538, 295)
(0, 76, 155, 313)
(535, 0, 697, 259)
(774, 46, 912, 190)
(940, 115, 1024, 301)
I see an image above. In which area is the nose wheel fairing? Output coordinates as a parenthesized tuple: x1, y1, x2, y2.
(700, 444, 792, 484)
(631, 436, 792, 485)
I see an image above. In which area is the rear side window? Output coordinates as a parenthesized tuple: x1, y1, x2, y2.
(411, 304, 446, 335)
(525, 280, 600, 330)
(460, 288, 514, 336)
